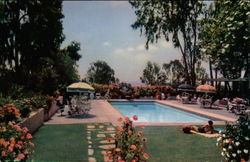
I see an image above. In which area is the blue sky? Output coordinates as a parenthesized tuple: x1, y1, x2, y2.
(62, 1, 181, 85)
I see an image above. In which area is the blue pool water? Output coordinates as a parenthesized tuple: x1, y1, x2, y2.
(110, 102, 210, 122)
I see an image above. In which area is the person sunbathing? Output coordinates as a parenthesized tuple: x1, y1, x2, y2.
(182, 120, 217, 134)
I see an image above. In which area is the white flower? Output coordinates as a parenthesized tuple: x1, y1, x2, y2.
(235, 142, 240, 146)
(219, 130, 222, 134)
(245, 137, 249, 140)
(228, 145, 232, 149)
(237, 150, 242, 154)
(243, 149, 248, 153)
(223, 148, 227, 151)
(221, 152, 225, 156)
(232, 153, 236, 157)
(225, 139, 229, 143)
(217, 137, 222, 142)
(216, 142, 219, 146)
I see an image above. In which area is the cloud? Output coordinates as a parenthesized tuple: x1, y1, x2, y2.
(127, 47, 135, 52)
(114, 48, 126, 55)
(103, 41, 112, 47)
(136, 44, 145, 51)
(160, 40, 173, 49)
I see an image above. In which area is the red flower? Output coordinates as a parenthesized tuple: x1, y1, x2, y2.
(104, 152, 109, 157)
(228, 138, 232, 143)
(130, 145, 137, 150)
(118, 160, 125, 162)
(142, 137, 148, 142)
(107, 138, 113, 142)
(125, 117, 130, 123)
(132, 115, 138, 120)
(117, 117, 123, 122)
(240, 158, 246, 162)
(128, 130, 133, 135)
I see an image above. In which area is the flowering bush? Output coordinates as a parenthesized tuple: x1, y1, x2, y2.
(106, 115, 149, 161)
(0, 122, 34, 161)
(217, 113, 250, 162)
(0, 104, 21, 124)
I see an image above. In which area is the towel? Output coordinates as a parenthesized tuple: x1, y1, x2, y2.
(190, 130, 221, 138)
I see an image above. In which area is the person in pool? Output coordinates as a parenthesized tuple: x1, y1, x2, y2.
(182, 120, 217, 134)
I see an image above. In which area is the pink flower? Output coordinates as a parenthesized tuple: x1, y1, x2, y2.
(143, 153, 150, 159)
(22, 127, 28, 133)
(142, 137, 148, 142)
(15, 153, 25, 160)
(26, 133, 32, 140)
(140, 126, 145, 129)
(132, 115, 138, 120)
(130, 145, 137, 150)
(115, 148, 121, 152)
(117, 126, 123, 132)
(1, 151, 6, 157)
(137, 131, 143, 136)
(8, 146, 13, 152)
(128, 130, 133, 135)
(29, 141, 35, 147)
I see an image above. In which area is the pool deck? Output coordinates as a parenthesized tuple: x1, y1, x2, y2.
(45, 99, 238, 126)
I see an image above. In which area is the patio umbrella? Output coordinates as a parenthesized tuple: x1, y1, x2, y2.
(66, 82, 95, 93)
(196, 84, 216, 93)
(177, 84, 195, 92)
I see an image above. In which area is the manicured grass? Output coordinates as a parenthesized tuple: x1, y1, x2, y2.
(30, 124, 88, 162)
(142, 126, 224, 162)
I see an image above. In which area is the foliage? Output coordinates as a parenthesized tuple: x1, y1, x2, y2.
(87, 60, 115, 84)
(199, 0, 250, 79)
(0, 122, 34, 161)
(140, 61, 167, 86)
(217, 113, 250, 161)
(0, 104, 21, 124)
(107, 116, 149, 161)
(129, 0, 204, 86)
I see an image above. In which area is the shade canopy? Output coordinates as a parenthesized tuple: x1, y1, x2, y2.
(177, 84, 195, 92)
(67, 82, 95, 93)
(196, 84, 216, 93)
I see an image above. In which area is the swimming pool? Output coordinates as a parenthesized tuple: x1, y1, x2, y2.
(110, 102, 210, 122)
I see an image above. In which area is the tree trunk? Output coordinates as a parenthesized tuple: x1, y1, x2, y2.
(209, 58, 214, 86)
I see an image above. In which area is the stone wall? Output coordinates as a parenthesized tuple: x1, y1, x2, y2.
(19, 108, 44, 134)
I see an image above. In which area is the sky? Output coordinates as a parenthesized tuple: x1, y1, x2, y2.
(62, 1, 182, 85)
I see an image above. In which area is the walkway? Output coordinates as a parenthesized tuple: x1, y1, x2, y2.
(45, 99, 238, 126)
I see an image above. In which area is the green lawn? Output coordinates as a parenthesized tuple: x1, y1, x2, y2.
(142, 126, 224, 162)
(30, 124, 224, 162)
(30, 124, 88, 162)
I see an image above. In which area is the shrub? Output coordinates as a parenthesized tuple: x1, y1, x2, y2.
(0, 122, 34, 161)
(0, 104, 21, 124)
(106, 115, 149, 161)
(217, 113, 250, 162)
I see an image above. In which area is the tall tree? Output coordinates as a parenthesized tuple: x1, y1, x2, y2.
(200, 0, 250, 79)
(0, 0, 64, 91)
(87, 61, 115, 84)
(140, 61, 167, 86)
(129, 0, 204, 86)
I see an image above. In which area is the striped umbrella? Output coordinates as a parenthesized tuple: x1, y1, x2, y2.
(196, 84, 216, 93)
(66, 82, 95, 93)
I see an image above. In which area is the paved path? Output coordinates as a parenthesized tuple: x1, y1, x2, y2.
(45, 99, 238, 126)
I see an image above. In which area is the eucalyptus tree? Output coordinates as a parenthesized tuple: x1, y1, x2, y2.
(0, 0, 64, 90)
(87, 61, 115, 84)
(129, 0, 204, 86)
(140, 61, 167, 86)
(199, 0, 250, 79)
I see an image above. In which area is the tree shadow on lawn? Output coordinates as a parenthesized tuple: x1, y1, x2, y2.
(66, 114, 96, 119)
